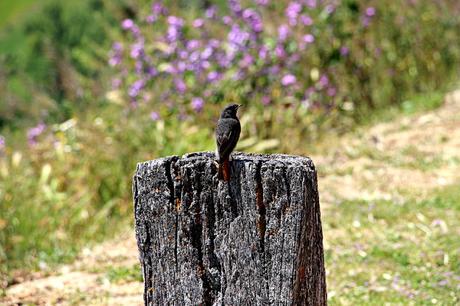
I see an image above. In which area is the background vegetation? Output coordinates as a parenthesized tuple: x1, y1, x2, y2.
(0, 0, 459, 303)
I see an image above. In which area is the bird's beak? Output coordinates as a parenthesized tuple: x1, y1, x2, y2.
(237, 104, 243, 109)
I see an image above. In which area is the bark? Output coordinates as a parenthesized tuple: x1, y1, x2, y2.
(133, 152, 326, 306)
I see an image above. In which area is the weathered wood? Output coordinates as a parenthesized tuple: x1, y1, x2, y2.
(133, 152, 326, 305)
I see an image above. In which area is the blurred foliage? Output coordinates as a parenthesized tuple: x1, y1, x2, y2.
(112, 0, 460, 141)
(1, 0, 460, 286)
(0, 104, 212, 278)
(0, 0, 36, 28)
(0, 0, 132, 128)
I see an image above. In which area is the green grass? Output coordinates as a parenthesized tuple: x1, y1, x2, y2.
(105, 265, 143, 284)
(325, 184, 460, 305)
(357, 90, 448, 127)
(0, 0, 38, 28)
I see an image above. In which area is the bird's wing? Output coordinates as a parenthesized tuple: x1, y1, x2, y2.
(216, 126, 234, 147)
(216, 120, 240, 161)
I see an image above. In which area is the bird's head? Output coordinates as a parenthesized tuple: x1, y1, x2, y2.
(220, 104, 242, 119)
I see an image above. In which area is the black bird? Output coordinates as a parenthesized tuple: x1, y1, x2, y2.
(215, 104, 241, 181)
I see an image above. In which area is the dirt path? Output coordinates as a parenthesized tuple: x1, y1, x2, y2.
(3, 91, 460, 305)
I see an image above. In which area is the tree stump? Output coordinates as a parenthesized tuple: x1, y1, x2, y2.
(133, 152, 326, 305)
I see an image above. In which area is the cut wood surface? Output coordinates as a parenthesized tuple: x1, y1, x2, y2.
(133, 152, 326, 305)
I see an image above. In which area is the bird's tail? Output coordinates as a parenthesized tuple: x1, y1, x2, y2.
(218, 159, 230, 181)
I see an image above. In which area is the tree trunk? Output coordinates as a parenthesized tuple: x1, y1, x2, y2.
(133, 152, 326, 305)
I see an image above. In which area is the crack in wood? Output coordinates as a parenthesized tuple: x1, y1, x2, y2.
(133, 153, 326, 305)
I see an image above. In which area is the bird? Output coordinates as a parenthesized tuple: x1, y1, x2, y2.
(215, 104, 241, 181)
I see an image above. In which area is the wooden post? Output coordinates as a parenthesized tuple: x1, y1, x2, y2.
(133, 152, 326, 305)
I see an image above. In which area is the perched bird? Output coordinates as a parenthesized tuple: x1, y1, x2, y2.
(215, 104, 241, 181)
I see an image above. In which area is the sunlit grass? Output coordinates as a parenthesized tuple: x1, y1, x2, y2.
(105, 265, 143, 284)
(0, 0, 38, 28)
(324, 184, 460, 305)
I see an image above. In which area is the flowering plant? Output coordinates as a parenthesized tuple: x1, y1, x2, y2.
(111, 0, 460, 129)
(110, 0, 367, 116)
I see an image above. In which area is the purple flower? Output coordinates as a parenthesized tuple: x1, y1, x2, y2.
(152, 2, 167, 16)
(232, 70, 245, 80)
(177, 61, 187, 72)
(191, 97, 204, 112)
(130, 42, 144, 59)
(201, 60, 211, 69)
(167, 16, 184, 27)
(228, 0, 242, 16)
(242, 9, 263, 33)
(121, 19, 134, 30)
(217, 54, 231, 68)
(325, 4, 336, 14)
(207, 71, 221, 82)
(340, 46, 349, 56)
(186, 39, 200, 50)
(222, 15, 233, 25)
(281, 74, 297, 86)
(303, 34, 315, 43)
(201, 47, 213, 60)
(240, 53, 253, 68)
(193, 18, 204, 28)
(205, 6, 217, 19)
(147, 66, 158, 77)
(305, 0, 317, 9)
(286, 2, 302, 25)
(174, 78, 186, 93)
(362, 16, 371, 27)
(300, 14, 313, 26)
(254, 0, 269, 5)
(135, 61, 143, 74)
(228, 25, 250, 47)
(275, 44, 286, 58)
(112, 42, 122, 52)
(189, 51, 200, 62)
(150, 111, 160, 121)
(0, 135, 5, 151)
(166, 16, 184, 42)
(177, 50, 187, 59)
(164, 65, 177, 74)
(327, 87, 337, 97)
(261, 95, 271, 105)
(27, 123, 46, 146)
(269, 65, 280, 75)
(365, 7, 376, 17)
(167, 26, 181, 42)
(258, 46, 269, 60)
(437, 279, 449, 286)
(109, 42, 123, 66)
(278, 24, 290, 42)
(209, 39, 220, 48)
(289, 52, 300, 63)
(146, 15, 156, 24)
(318, 74, 329, 87)
(128, 80, 145, 98)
